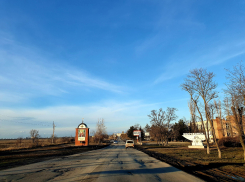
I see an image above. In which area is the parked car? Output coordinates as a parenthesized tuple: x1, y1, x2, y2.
(113, 140, 118, 144)
(125, 140, 134, 149)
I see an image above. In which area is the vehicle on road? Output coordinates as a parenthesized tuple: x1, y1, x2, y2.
(125, 140, 134, 149)
(113, 140, 118, 144)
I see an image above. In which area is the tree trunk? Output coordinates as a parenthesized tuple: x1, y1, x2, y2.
(192, 98, 210, 154)
(205, 109, 222, 158)
(231, 106, 245, 161)
(206, 143, 210, 154)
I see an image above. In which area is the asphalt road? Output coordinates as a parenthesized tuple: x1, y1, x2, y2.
(0, 142, 204, 182)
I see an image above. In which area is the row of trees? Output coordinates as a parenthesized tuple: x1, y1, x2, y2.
(180, 62, 245, 160)
(126, 124, 145, 141)
(147, 107, 178, 145)
(143, 62, 245, 161)
(145, 116, 200, 143)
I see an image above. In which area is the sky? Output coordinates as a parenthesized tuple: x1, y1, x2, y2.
(0, 0, 245, 138)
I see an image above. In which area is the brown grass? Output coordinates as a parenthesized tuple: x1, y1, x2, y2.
(0, 137, 74, 151)
(136, 142, 245, 182)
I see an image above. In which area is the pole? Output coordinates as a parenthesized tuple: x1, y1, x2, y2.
(52, 121, 55, 144)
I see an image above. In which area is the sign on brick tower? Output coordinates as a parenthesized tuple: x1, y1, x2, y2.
(75, 121, 89, 146)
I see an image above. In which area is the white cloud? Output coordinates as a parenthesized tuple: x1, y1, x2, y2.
(154, 40, 245, 84)
(0, 97, 190, 138)
(0, 36, 127, 104)
(0, 92, 25, 103)
(0, 99, 165, 138)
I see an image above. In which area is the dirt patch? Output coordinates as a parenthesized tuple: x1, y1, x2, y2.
(136, 145, 245, 182)
(0, 144, 109, 171)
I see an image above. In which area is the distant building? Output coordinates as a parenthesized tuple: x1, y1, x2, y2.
(213, 116, 245, 139)
(194, 116, 245, 140)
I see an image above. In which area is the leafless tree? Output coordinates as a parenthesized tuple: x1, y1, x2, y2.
(214, 99, 225, 137)
(165, 107, 178, 145)
(148, 108, 177, 145)
(181, 68, 222, 158)
(148, 109, 166, 145)
(188, 99, 197, 132)
(190, 95, 211, 154)
(16, 137, 23, 147)
(223, 97, 233, 137)
(225, 62, 245, 160)
(30, 129, 40, 144)
(150, 124, 165, 145)
(94, 118, 107, 144)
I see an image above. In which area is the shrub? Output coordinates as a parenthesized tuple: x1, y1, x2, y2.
(61, 137, 70, 143)
(16, 137, 23, 147)
(218, 137, 242, 147)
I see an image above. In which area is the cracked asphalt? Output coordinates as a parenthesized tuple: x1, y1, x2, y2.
(0, 142, 204, 182)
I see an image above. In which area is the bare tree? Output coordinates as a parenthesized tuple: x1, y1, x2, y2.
(190, 95, 211, 154)
(30, 129, 40, 144)
(188, 99, 197, 133)
(148, 108, 167, 145)
(225, 62, 245, 160)
(223, 97, 233, 137)
(16, 137, 23, 147)
(181, 68, 222, 158)
(165, 107, 178, 145)
(148, 108, 177, 145)
(214, 99, 225, 137)
(95, 118, 107, 144)
(144, 124, 151, 132)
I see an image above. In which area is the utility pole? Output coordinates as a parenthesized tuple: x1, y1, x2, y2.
(52, 121, 55, 144)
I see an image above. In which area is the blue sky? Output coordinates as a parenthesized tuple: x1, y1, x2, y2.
(0, 0, 245, 138)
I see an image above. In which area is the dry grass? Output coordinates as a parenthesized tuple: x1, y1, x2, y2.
(148, 147, 245, 164)
(137, 142, 245, 181)
(0, 137, 74, 151)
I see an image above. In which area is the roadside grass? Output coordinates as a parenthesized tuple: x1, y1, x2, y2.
(0, 137, 74, 151)
(146, 147, 245, 164)
(137, 142, 245, 181)
(142, 141, 191, 148)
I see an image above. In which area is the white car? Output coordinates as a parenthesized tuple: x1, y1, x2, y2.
(125, 140, 134, 149)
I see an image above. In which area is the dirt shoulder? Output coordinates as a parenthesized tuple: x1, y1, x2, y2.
(0, 144, 109, 171)
(135, 145, 245, 182)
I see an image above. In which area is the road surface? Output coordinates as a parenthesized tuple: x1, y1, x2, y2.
(0, 142, 204, 182)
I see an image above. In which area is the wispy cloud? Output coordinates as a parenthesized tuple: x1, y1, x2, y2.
(0, 35, 126, 104)
(0, 98, 186, 138)
(0, 92, 25, 103)
(154, 40, 245, 84)
(66, 73, 124, 93)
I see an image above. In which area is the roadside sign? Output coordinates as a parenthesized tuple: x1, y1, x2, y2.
(133, 130, 141, 137)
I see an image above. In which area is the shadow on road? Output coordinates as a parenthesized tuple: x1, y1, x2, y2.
(88, 166, 179, 175)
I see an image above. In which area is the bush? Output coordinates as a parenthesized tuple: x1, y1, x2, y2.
(218, 137, 242, 147)
(61, 137, 72, 143)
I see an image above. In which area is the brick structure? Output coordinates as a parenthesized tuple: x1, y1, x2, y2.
(213, 116, 245, 139)
(75, 122, 89, 146)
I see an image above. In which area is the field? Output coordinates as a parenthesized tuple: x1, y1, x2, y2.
(0, 137, 74, 150)
(136, 142, 245, 182)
